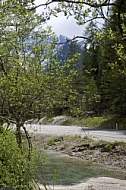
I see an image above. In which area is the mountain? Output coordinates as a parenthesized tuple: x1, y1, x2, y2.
(56, 35, 84, 70)
(58, 34, 70, 43)
(24, 34, 85, 70)
(56, 35, 70, 63)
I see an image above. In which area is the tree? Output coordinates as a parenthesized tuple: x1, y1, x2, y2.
(41, 0, 126, 116)
(97, 0, 126, 116)
(45, 0, 126, 116)
(0, 0, 79, 150)
(0, 0, 50, 148)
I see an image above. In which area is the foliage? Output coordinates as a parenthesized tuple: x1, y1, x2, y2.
(42, 0, 126, 117)
(0, 1, 81, 189)
(83, 77, 101, 111)
(0, 126, 49, 190)
(0, 126, 33, 189)
(0, 0, 80, 149)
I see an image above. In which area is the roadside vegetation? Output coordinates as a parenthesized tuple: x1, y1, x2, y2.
(66, 116, 126, 130)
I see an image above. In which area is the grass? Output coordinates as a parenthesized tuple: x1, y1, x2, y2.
(66, 116, 111, 127)
(47, 136, 64, 146)
(66, 134, 81, 141)
(93, 139, 126, 150)
(47, 137, 59, 146)
(66, 116, 126, 130)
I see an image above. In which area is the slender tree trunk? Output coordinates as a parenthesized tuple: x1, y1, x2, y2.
(22, 125, 32, 160)
(15, 123, 22, 149)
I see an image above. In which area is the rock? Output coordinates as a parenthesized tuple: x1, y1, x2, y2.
(51, 116, 71, 125)
(25, 119, 38, 124)
(56, 146, 65, 151)
(71, 144, 90, 152)
(89, 144, 95, 150)
(68, 152, 77, 157)
(101, 146, 110, 152)
(37, 117, 47, 125)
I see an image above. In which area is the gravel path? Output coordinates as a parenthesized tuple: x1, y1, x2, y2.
(25, 124, 126, 142)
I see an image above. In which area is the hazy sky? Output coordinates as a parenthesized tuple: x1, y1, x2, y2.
(35, 0, 84, 38)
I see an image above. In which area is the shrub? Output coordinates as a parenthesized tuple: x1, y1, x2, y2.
(0, 126, 33, 190)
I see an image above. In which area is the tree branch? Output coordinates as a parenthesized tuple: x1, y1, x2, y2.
(54, 35, 88, 45)
(51, 0, 116, 8)
(30, 0, 116, 11)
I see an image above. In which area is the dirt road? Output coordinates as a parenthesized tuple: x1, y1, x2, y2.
(25, 124, 126, 142)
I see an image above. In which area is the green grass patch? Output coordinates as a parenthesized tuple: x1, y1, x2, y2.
(47, 136, 63, 146)
(67, 116, 126, 129)
(112, 141, 126, 146)
(66, 135, 81, 141)
(67, 116, 110, 127)
(92, 139, 126, 152)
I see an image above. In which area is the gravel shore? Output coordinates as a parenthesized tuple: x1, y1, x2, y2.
(32, 134, 126, 171)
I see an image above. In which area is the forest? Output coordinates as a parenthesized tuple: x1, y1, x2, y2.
(0, 0, 126, 189)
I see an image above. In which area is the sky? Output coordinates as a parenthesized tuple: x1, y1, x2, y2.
(35, 0, 84, 38)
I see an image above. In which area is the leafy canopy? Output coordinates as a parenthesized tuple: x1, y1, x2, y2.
(0, 0, 79, 127)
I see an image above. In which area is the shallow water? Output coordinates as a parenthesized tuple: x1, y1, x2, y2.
(38, 151, 126, 186)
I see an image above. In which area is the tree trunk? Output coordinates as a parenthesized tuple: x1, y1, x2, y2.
(15, 123, 22, 149)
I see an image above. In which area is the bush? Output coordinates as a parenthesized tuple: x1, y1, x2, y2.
(0, 126, 34, 190)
